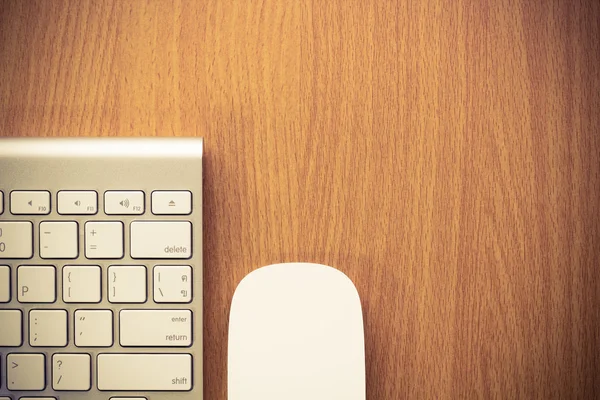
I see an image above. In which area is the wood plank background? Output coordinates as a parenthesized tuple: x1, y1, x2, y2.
(1, 0, 599, 398)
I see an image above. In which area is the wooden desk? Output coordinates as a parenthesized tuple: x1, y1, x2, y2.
(1, 1, 599, 398)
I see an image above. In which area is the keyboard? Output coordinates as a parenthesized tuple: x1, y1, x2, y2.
(0, 137, 203, 400)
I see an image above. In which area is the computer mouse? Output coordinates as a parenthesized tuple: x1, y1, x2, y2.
(228, 262, 366, 400)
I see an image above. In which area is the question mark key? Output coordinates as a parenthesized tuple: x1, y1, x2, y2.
(52, 353, 92, 390)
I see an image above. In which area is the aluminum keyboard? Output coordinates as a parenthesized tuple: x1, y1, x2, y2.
(0, 137, 203, 400)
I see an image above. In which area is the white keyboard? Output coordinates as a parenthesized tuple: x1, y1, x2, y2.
(0, 137, 203, 400)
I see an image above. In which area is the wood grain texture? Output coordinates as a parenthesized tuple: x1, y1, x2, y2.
(1, 0, 599, 398)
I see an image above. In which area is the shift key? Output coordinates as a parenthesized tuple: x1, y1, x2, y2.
(97, 354, 192, 390)
(130, 221, 192, 259)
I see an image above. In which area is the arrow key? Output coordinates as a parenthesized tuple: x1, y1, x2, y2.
(7, 353, 46, 390)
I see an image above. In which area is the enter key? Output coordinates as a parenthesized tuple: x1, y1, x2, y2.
(120, 309, 192, 347)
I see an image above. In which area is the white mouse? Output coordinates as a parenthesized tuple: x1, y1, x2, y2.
(228, 262, 366, 400)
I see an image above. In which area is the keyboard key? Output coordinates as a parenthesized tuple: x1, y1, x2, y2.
(58, 190, 98, 215)
(10, 190, 51, 215)
(63, 265, 101, 303)
(130, 221, 192, 259)
(0, 190, 3, 214)
(97, 354, 192, 391)
(108, 265, 147, 303)
(0, 265, 9, 302)
(18, 265, 56, 303)
(75, 310, 114, 347)
(154, 265, 192, 303)
(120, 309, 192, 347)
(105, 191, 145, 215)
(40, 221, 79, 259)
(7, 353, 46, 390)
(30, 309, 68, 347)
(52, 353, 91, 391)
(152, 190, 192, 215)
(0, 221, 33, 259)
(110, 398, 147, 400)
(0, 310, 22, 346)
(85, 221, 124, 259)
(20, 398, 56, 400)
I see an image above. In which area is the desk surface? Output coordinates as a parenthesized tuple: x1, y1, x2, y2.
(1, 1, 599, 398)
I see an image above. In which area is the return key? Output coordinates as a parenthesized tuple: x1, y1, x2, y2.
(120, 309, 192, 347)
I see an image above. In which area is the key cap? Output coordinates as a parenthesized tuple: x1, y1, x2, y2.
(0, 221, 33, 259)
(0, 310, 22, 346)
(105, 191, 145, 215)
(10, 190, 51, 215)
(30, 309, 68, 347)
(130, 221, 192, 259)
(85, 221, 124, 259)
(75, 309, 114, 347)
(40, 221, 79, 259)
(0, 265, 10, 302)
(52, 353, 91, 390)
(152, 191, 192, 215)
(58, 190, 98, 215)
(19, 398, 56, 400)
(7, 353, 45, 390)
(0, 190, 3, 214)
(154, 265, 192, 303)
(63, 265, 101, 303)
(18, 265, 56, 303)
(97, 354, 192, 390)
(120, 309, 192, 347)
(108, 265, 147, 303)
(109, 398, 147, 400)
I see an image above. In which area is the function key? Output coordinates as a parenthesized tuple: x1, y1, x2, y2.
(10, 190, 51, 215)
(58, 191, 98, 215)
(151, 191, 192, 215)
(105, 191, 145, 215)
